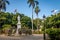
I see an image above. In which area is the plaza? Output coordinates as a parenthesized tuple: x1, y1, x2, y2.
(0, 0, 60, 40)
(0, 34, 43, 40)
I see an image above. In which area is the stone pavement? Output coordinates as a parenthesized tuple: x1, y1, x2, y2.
(0, 34, 44, 40)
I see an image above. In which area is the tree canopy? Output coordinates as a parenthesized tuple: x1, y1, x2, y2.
(44, 12, 60, 28)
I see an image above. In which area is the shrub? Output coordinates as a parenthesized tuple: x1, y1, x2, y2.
(18, 29, 22, 35)
(2, 24, 11, 35)
(0, 28, 2, 34)
(33, 30, 42, 34)
(25, 29, 32, 35)
(46, 28, 60, 40)
(18, 28, 32, 35)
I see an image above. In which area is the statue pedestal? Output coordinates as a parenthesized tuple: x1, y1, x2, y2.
(15, 34, 19, 36)
(15, 28, 20, 36)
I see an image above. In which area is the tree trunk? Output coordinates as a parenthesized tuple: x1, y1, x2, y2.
(32, 7, 33, 34)
(37, 14, 38, 31)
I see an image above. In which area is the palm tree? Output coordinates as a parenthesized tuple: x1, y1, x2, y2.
(27, 0, 39, 33)
(0, 0, 10, 11)
(34, 5, 40, 31)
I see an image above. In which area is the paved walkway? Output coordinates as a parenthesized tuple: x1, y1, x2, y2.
(0, 34, 44, 40)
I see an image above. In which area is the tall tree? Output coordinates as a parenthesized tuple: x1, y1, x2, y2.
(27, 0, 39, 33)
(0, 0, 10, 11)
(34, 5, 40, 31)
(35, 5, 40, 30)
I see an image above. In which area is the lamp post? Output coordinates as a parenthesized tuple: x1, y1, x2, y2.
(43, 14, 46, 40)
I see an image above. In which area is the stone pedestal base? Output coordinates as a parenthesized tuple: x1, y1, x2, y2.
(15, 33, 20, 36)
(15, 29, 20, 36)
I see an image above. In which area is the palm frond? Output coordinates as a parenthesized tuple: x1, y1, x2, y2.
(35, 1, 39, 5)
(27, 0, 30, 3)
(27, 0, 35, 8)
(29, 3, 31, 7)
(0, 0, 10, 11)
(35, 6, 40, 15)
(6, 0, 10, 5)
(3, 3, 6, 11)
(32, 2, 35, 8)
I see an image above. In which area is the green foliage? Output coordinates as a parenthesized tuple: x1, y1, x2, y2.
(46, 28, 60, 40)
(45, 13, 60, 28)
(18, 28, 32, 35)
(25, 29, 32, 35)
(33, 30, 42, 34)
(33, 18, 42, 29)
(2, 24, 11, 35)
(0, 12, 34, 35)
(0, 12, 32, 29)
(0, 12, 42, 35)
(2, 24, 11, 30)
(21, 16, 32, 29)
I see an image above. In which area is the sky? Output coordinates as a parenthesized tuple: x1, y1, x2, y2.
(6, 0, 60, 19)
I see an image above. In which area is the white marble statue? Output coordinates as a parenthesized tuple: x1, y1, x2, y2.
(17, 15, 21, 29)
(17, 15, 20, 21)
